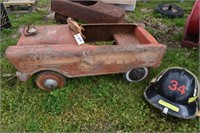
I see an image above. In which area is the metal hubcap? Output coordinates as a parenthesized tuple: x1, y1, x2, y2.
(43, 79, 58, 90)
(36, 71, 66, 91)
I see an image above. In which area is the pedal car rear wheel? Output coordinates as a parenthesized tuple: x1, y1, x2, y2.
(124, 67, 149, 82)
(55, 13, 68, 24)
(35, 71, 66, 91)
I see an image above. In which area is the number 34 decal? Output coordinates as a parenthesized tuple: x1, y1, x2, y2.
(168, 80, 186, 95)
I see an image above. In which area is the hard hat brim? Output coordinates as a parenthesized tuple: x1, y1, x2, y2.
(144, 83, 198, 119)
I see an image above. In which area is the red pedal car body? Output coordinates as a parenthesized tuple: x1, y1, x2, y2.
(5, 22, 166, 91)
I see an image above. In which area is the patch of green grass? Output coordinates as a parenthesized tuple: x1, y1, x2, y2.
(1, 0, 199, 132)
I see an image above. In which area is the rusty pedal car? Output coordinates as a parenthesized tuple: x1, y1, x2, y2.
(5, 20, 166, 91)
(51, 0, 125, 24)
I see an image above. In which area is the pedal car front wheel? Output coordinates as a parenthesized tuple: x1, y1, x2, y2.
(35, 71, 66, 91)
(124, 67, 149, 82)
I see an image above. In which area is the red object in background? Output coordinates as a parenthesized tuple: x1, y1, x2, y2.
(51, 0, 125, 23)
(181, 0, 199, 48)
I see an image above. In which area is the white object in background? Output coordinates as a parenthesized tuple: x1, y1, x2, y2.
(119, 4, 136, 11)
(95, 0, 135, 5)
(90, 0, 137, 11)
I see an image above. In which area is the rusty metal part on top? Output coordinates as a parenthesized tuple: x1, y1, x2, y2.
(51, 0, 125, 23)
(5, 23, 166, 82)
(67, 17, 86, 39)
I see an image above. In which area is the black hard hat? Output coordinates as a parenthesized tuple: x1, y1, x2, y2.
(144, 67, 200, 119)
